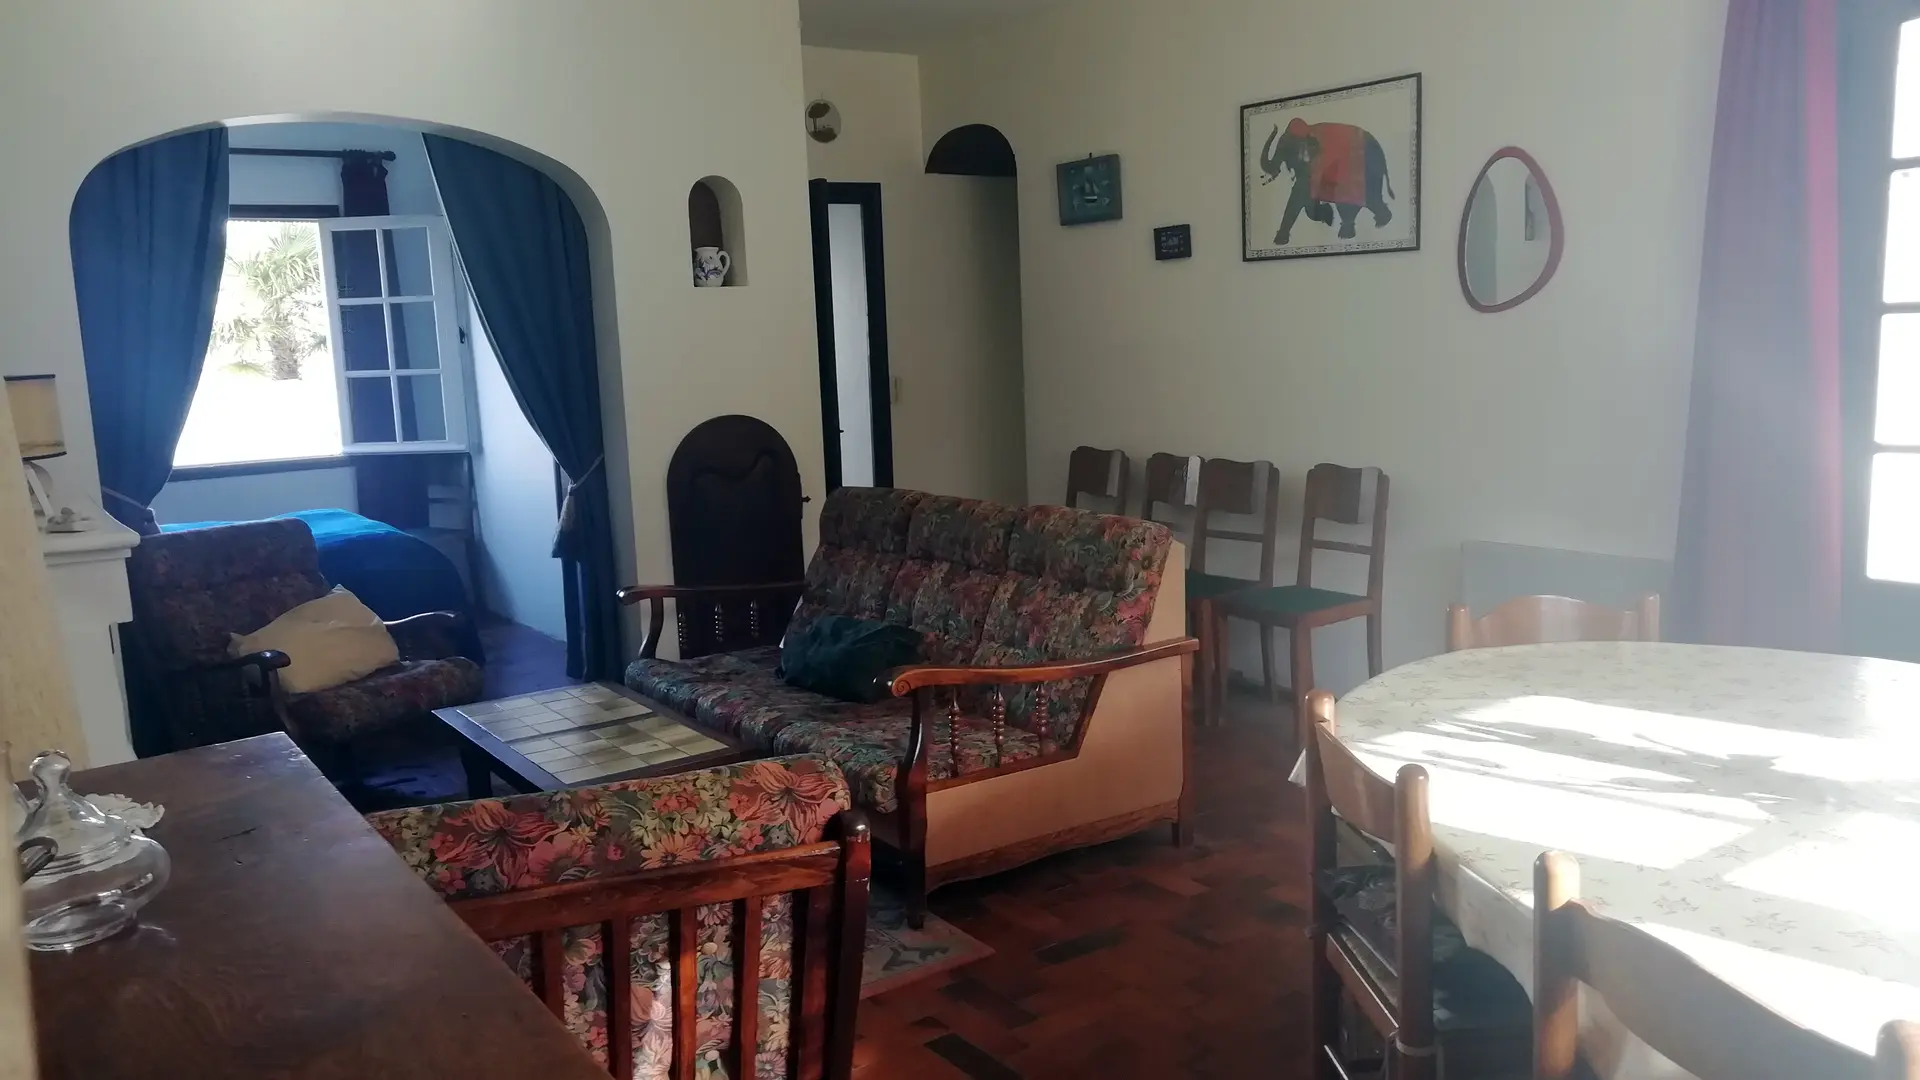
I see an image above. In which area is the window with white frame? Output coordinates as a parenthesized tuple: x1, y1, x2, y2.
(172, 214, 466, 469)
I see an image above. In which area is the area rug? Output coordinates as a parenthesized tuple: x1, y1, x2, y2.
(862, 887, 993, 997)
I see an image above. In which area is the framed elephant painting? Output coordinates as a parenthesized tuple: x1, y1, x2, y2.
(1241, 73, 1422, 261)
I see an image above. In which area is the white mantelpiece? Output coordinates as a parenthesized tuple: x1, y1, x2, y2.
(41, 517, 140, 764)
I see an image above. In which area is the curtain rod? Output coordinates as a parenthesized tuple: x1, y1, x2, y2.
(229, 147, 397, 161)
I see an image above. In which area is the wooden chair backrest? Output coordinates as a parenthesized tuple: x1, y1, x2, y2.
(1448, 594, 1660, 652)
(1142, 452, 1198, 522)
(1534, 851, 1881, 1080)
(1065, 445, 1130, 513)
(1188, 457, 1280, 581)
(1303, 690, 1435, 1055)
(451, 814, 871, 1080)
(1298, 464, 1389, 600)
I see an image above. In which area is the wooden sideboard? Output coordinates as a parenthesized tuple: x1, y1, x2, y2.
(28, 734, 604, 1079)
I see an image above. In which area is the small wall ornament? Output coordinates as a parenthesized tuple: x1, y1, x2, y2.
(805, 100, 841, 144)
(1056, 153, 1123, 226)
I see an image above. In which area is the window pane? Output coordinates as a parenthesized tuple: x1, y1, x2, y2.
(397, 374, 447, 442)
(1878, 315, 1920, 446)
(348, 378, 397, 443)
(1887, 169, 1920, 303)
(390, 301, 439, 370)
(176, 220, 341, 467)
(1897, 20, 1920, 157)
(332, 229, 383, 299)
(339, 304, 390, 371)
(1869, 452, 1920, 583)
(383, 227, 433, 297)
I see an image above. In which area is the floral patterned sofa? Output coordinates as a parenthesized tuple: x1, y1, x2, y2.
(619, 488, 1197, 925)
(369, 754, 868, 1080)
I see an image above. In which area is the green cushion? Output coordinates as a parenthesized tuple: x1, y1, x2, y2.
(778, 616, 923, 704)
(1224, 584, 1367, 618)
(1186, 570, 1258, 601)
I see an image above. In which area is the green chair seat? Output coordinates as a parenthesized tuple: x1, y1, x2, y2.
(1186, 570, 1259, 602)
(1223, 584, 1368, 620)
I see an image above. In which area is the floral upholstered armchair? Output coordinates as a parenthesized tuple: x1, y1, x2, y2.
(367, 755, 870, 1080)
(124, 518, 483, 761)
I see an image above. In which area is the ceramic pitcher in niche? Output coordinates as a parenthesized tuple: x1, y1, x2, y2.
(693, 246, 732, 287)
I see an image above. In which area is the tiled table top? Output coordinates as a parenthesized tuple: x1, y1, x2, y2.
(448, 683, 732, 785)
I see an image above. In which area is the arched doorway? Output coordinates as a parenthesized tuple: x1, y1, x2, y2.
(73, 116, 629, 775)
(926, 124, 1018, 179)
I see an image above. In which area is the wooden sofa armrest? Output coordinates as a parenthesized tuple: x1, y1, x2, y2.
(885, 637, 1198, 695)
(385, 610, 467, 661)
(617, 581, 805, 660)
(892, 636, 1199, 793)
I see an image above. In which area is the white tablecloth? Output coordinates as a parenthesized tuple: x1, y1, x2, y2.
(1330, 642, 1920, 1079)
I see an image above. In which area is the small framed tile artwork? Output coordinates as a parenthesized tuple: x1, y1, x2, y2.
(1057, 153, 1123, 226)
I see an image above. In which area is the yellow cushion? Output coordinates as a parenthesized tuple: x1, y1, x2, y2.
(229, 587, 399, 695)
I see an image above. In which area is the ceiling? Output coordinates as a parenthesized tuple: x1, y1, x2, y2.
(798, 0, 1061, 52)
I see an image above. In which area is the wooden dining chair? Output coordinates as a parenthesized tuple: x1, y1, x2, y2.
(1448, 594, 1660, 652)
(1064, 445, 1130, 513)
(1304, 691, 1530, 1080)
(1881, 1022, 1920, 1080)
(1142, 454, 1280, 725)
(1219, 464, 1388, 740)
(1535, 851, 1907, 1080)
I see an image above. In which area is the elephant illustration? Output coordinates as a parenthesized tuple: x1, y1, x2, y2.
(1259, 117, 1396, 245)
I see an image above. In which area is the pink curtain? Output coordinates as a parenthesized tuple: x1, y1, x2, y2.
(1672, 0, 1843, 651)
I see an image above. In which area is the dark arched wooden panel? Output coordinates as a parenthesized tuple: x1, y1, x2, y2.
(925, 124, 1018, 178)
(666, 415, 804, 656)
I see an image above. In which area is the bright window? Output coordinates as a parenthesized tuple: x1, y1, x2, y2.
(173, 214, 466, 469)
(174, 219, 343, 467)
(1867, 19, 1920, 583)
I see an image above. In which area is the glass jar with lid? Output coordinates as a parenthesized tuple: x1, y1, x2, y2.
(16, 751, 170, 951)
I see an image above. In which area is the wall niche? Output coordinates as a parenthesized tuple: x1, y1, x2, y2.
(687, 176, 747, 286)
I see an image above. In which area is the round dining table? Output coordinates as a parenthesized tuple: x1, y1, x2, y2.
(1331, 641, 1920, 1080)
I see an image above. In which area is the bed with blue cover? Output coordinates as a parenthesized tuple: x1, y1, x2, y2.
(161, 508, 485, 663)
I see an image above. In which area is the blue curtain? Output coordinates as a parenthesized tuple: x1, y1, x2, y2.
(423, 136, 622, 679)
(68, 128, 229, 533)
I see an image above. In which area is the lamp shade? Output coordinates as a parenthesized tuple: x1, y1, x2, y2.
(3, 375, 64, 461)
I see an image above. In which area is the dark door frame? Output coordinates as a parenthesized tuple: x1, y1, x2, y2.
(808, 179, 894, 491)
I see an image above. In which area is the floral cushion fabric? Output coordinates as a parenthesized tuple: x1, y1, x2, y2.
(769, 713, 1041, 813)
(626, 647, 1035, 812)
(283, 656, 484, 743)
(785, 489, 923, 643)
(368, 756, 852, 1080)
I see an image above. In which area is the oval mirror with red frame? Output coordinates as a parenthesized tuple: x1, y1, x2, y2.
(1458, 147, 1564, 313)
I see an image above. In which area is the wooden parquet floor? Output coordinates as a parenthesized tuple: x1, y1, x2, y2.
(853, 699, 1314, 1079)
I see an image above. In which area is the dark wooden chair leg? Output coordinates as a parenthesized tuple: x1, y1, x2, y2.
(1365, 609, 1383, 678)
(1309, 929, 1342, 1080)
(1290, 623, 1314, 749)
(1259, 623, 1278, 704)
(1213, 606, 1231, 725)
(1191, 599, 1216, 727)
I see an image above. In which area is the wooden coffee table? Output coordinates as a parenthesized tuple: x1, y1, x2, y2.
(436, 681, 749, 797)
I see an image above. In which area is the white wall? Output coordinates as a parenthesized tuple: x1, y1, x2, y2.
(228, 121, 443, 214)
(468, 302, 566, 640)
(0, 0, 829, 655)
(920, 0, 1726, 688)
(802, 46, 1028, 503)
(151, 465, 357, 524)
